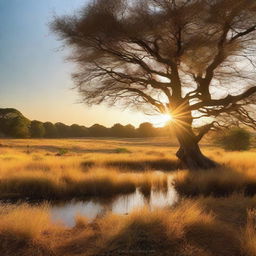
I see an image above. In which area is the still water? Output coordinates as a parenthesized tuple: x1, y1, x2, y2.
(51, 180, 178, 227)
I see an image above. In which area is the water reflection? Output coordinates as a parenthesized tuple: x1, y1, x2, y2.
(51, 179, 178, 227)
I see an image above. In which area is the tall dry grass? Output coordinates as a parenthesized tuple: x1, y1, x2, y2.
(0, 140, 175, 200)
(242, 210, 256, 256)
(0, 204, 50, 238)
(173, 150, 256, 197)
(0, 166, 169, 200)
(1, 139, 256, 255)
(0, 203, 54, 256)
(174, 167, 256, 197)
(1, 139, 256, 201)
(0, 199, 248, 256)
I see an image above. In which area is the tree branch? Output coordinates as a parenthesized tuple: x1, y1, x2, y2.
(124, 87, 165, 112)
(191, 86, 256, 110)
(230, 24, 256, 42)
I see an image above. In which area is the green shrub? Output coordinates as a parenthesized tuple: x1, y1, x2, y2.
(216, 128, 251, 151)
(114, 148, 131, 153)
(57, 148, 69, 156)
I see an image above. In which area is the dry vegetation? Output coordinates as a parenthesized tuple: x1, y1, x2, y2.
(0, 138, 256, 255)
(0, 138, 174, 200)
(1, 198, 256, 256)
(174, 151, 256, 197)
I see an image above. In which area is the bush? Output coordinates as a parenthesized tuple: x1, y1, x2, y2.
(216, 128, 251, 151)
(57, 148, 69, 156)
(114, 148, 131, 153)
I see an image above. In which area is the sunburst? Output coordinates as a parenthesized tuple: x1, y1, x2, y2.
(150, 113, 173, 127)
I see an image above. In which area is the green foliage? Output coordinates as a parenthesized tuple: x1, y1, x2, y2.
(88, 124, 109, 137)
(114, 148, 131, 153)
(9, 117, 30, 138)
(30, 121, 45, 138)
(55, 122, 71, 138)
(137, 122, 156, 137)
(109, 124, 136, 138)
(0, 108, 30, 138)
(70, 124, 89, 137)
(57, 148, 69, 156)
(217, 128, 251, 151)
(43, 122, 58, 138)
(0, 108, 174, 138)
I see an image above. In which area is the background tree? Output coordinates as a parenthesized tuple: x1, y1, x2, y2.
(43, 122, 58, 138)
(0, 108, 30, 138)
(156, 124, 175, 138)
(137, 123, 157, 137)
(123, 124, 137, 138)
(110, 123, 128, 137)
(52, 0, 256, 169)
(9, 117, 30, 138)
(55, 122, 71, 138)
(70, 124, 89, 137)
(88, 124, 109, 137)
(30, 120, 45, 138)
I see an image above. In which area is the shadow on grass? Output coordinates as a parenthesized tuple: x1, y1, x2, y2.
(0, 233, 53, 256)
(0, 176, 137, 201)
(81, 158, 179, 173)
(104, 158, 179, 172)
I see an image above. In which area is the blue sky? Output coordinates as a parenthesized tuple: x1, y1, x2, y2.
(0, 0, 149, 127)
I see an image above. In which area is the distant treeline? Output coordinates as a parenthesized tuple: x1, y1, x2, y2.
(0, 108, 173, 139)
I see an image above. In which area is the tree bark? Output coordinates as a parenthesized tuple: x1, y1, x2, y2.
(176, 140, 217, 170)
(172, 108, 217, 170)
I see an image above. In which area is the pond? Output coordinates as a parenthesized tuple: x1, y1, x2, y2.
(51, 179, 178, 227)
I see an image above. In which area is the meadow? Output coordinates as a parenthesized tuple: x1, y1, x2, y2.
(1, 138, 256, 256)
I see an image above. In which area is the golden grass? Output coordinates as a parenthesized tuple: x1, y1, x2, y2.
(0, 204, 50, 239)
(171, 146, 256, 197)
(1, 138, 256, 255)
(1, 139, 256, 200)
(0, 138, 177, 200)
(0, 199, 249, 256)
(103, 157, 178, 171)
(0, 138, 256, 201)
(0, 165, 170, 200)
(1, 195, 256, 255)
(0, 203, 54, 256)
(174, 168, 247, 196)
(242, 210, 256, 256)
(173, 166, 256, 197)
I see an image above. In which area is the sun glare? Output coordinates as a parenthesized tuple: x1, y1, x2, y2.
(150, 114, 173, 127)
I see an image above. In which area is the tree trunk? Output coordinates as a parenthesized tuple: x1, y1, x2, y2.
(169, 100, 217, 170)
(176, 140, 217, 170)
(172, 115, 217, 170)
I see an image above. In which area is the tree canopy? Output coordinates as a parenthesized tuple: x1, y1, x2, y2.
(52, 0, 256, 129)
(30, 121, 45, 138)
(52, 0, 256, 169)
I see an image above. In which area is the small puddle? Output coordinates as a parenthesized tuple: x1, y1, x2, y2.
(51, 177, 178, 227)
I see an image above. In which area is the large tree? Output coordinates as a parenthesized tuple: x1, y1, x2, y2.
(52, 0, 256, 169)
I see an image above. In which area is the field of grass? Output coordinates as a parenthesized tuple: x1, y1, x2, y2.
(0, 139, 173, 200)
(1, 138, 256, 255)
(2, 197, 256, 256)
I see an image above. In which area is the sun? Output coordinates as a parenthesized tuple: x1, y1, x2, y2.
(150, 113, 173, 127)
